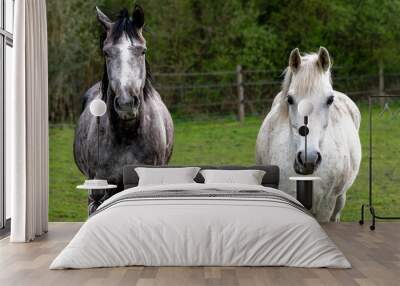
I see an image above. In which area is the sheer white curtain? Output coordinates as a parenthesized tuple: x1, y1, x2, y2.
(8, 0, 49, 242)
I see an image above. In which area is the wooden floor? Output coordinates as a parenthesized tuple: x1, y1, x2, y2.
(0, 222, 399, 286)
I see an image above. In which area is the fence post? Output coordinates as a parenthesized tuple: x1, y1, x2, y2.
(236, 64, 245, 123)
(378, 60, 385, 106)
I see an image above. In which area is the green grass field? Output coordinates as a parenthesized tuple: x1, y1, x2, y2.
(49, 104, 400, 222)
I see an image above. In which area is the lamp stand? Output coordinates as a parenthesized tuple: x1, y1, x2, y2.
(95, 116, 100, 179)
(296, 180, 313, 210)
(304, 116, 308, 163)
(298, 116, 314, 174)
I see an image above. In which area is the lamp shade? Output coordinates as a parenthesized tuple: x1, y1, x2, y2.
(298, 99, 314, 116)
(89, 99, 107, 117)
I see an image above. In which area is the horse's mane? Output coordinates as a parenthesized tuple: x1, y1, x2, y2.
(281, 53, 332, 97)
(100, 8, 153, 101)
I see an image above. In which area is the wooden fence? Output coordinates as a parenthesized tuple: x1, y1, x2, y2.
(150, 64, 400, 122)
(50, 64, 400, 123)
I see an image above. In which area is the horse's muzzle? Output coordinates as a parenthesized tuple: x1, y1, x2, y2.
(294, 151, 322, 175)
(114, 95, 140, 120)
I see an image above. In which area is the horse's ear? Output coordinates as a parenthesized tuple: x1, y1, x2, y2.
(317, 47, 331, 72)
(289, 48, 301, 72)
(96, 7, 112, 30)
(132, 4, 145, 30)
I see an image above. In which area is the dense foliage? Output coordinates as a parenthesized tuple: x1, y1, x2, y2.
(47, 0, 400, 122)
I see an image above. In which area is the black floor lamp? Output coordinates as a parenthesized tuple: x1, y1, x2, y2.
(359, 95, 400, 230)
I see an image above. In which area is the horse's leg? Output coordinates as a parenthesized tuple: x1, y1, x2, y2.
(314, 192, 337, 222)
(330, 193, 346, 222)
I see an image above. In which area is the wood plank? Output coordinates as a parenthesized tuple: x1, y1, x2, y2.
(0, 222, 399, 286)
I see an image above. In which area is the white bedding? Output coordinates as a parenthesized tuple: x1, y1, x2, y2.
(50, 183, 350, 269)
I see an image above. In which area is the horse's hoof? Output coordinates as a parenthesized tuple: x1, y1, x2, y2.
(359, 220, 364, 225)
(370, 225, 375, 231)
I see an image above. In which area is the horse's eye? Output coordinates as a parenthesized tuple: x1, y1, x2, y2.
(142, 48, 147, 55)
(287, 95, 294, 105)
(327, 95, 334, 106)
(103, 50, 110, 58)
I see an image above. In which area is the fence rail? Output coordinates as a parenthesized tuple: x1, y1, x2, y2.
(50, 64, 400, 123)
(148, 64, 400, 122)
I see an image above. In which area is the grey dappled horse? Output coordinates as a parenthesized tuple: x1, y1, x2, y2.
(74, 5, 174, 192)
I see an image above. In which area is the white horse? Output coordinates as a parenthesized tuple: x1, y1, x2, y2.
(256, 47, 361, 222)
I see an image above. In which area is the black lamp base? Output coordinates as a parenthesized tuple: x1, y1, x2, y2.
(296, 180, 313, 210)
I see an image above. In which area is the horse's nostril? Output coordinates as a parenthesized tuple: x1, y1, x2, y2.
(115, 98, 122, 110)
(297, 152, 304, 165)
(132, 96, 139, 107)
(316, 152, 322, 165)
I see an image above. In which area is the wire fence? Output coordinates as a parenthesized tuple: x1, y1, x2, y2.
(50, 65, 400, 124)
(148, 65, 400, 122)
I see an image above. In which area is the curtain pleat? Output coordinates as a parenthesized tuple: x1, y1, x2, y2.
(10, 0, 49, 242)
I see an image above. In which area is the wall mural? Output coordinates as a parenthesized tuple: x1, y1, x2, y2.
(71, 5, 362, 222)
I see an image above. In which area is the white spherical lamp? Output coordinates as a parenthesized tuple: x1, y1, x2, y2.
(298, 99, 314, 117)
(90, 99, 107, 117)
